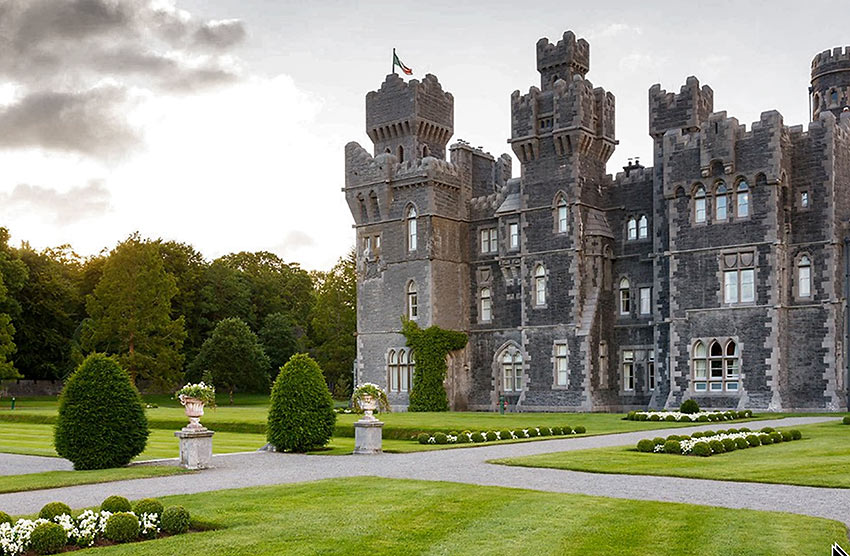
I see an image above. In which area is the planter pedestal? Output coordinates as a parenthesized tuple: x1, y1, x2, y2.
(174, 427, 215, 469)
(353, 416, 383, 455)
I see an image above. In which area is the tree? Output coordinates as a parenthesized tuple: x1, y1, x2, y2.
(308, 250, 356, 397)
(156, 240, 208, 368)
(190, 317, 270, 403)
(0, 228, 27, 380)
(82, 235, 186, 390)
(197, 260, 255, 333)
(259, 312, 299, 378)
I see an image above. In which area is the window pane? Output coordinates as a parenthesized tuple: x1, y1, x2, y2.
(558, 205, 568, 233)
(694, 341, 706, 358)
(695, 382, 707, 391)
(401, 364, 409, 392)
(737, 191, 749, 217)
(710, 382, 723, 391)
(696, 198, 706, 222)
(638, 216, 648, 239)
(408, 218, 417, 251)
(694, 360, 707, 379)
(509, 223, 519, 249)
(480, 230, 488, 252)
(623, 350, 634, 361)
(627, 219, 637, 240)
(801, 191, 809, 207)
(639, 287, 651, 315)
(648, 363, 655, 390)
(740, 269, 755, 302)
(710, 359, 723, 378)
(623, 363, 634, 390)
(724, 271, 738, 303)
(482, 298, 491, 321)
(716, 195, 727, 220)
(490, 229, 498, 248)
(799, 265, 811, 297)
(536, 277, 546, 305)
(726, 382, 739, 391)
(620, 288, 630, 315)
(726, 358, 739, 379)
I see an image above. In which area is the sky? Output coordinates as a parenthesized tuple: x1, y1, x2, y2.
(0, 0, 847, 271)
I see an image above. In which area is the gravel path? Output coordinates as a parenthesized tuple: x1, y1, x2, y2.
(1, 416, 846, 527)
(0, 453, 72, 475)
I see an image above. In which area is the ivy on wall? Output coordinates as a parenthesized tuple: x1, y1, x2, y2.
(402, 319, 468, 412)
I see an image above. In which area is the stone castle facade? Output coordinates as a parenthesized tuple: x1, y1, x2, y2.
(344, 30, 850, 412)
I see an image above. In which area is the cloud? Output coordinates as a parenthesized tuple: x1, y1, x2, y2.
(588, 23, 642, 39)
(0, 180, 111, 225)
(194, 19, 246, 49)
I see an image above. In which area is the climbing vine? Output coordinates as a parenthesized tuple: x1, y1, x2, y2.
(402, 319, 468, 412)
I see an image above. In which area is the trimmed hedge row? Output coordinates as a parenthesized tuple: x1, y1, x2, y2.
(625, 410, 753, 423)
(417, 425, 587, 445)
(635, 426, 802, 457)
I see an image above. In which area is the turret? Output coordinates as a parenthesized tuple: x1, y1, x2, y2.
(811, 47, 850, 120)
(536, 31, 589, 91)
(648, 76, 713, 139)
(365, 73, 454, 161)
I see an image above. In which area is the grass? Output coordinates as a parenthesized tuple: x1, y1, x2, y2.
(0, 466, 188, 494)
(493, 421, 850, 489)
(17, 477, 847, 556)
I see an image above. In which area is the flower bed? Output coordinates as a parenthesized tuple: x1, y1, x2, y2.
(416, 425, 586, 445)
(624, 410, 753, 423)
(0, 497, 192, 555)
(634, 427, 802, 457)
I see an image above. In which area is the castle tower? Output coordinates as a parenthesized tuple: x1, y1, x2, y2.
(536, 30, 589, 91)
(810, 47, 850, 120)
(365, 73, 454, 161)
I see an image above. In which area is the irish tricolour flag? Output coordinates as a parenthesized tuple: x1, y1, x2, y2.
(393, 49, 413, 75)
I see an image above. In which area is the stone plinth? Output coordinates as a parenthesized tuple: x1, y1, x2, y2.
(174, 428, 214, 469)
(353, 417, 383, 455)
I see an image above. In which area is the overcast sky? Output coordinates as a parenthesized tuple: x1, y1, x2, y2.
(0, 0, 847, 270)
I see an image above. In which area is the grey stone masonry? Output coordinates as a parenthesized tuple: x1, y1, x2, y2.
(344, 30, 850, 412)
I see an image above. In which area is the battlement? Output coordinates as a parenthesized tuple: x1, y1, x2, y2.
(649, 77, 713, 138)
(536, 31, 590, 90)
(344, 141, 462, 191)
(811, 46, 850, 79)
(613, 165, 654, 186)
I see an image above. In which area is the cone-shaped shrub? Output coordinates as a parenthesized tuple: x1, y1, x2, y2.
(267, 353, 335, 452)
(54, 354, 148, 470)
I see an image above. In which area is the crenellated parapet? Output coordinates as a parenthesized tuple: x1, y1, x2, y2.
(649, 77, 713, 139)
(536, 31, 590, 90)
(811, 46, 850, 120)
(699, 112, 742, 176)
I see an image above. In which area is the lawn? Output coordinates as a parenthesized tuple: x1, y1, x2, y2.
(493, 421, 850, 489)
(16, 478, 847, 556)
(0, 466, 188, 494)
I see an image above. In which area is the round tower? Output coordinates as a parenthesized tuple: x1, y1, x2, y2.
(810, 46, 850, 120)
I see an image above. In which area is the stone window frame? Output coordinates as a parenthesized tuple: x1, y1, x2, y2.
(714, 180, 730, 222)
(532, 263, 548, 309)
(618, 276, 631, 317)
(479, 226, 498, 254)
(692, 183, 708, 225)
(626, 217, 637, 240)
(794, 252, 813, 301)
(638, 215, 649, 240)
(552, 341, 569, 389)
(719, 249, 757, 307)
(507, 221, 520, 251)
(734, 178, 751, 220)
(386, 348, 414, 393)
(406, 280, 418, 320)
(690, 337, 742, 394)
(405, 203, 418, 252)
(638, 285, 652, 316)
(495, 342, 525, 393)
(553, 192, 569, 235)
(621, 349, 636, 392)
(479, 286, 492, 323)
(798, 189, 811, 210)
(647, 350, 656, 391)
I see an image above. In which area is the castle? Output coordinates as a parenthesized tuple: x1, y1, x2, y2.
(344, 31, 850, 412)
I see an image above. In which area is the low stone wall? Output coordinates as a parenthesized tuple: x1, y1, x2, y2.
(1, 379, 64, 397)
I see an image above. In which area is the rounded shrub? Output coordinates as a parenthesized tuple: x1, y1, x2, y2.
(746, 434, 761, 447)
(433, 432, 448, 445)
(417, 432, 430, 444)
(769, 431, 783, 443)
(267, 353, 336, 452)
(665, 415, 676, 422)
(652, 437, 666, 446)
(734, 437, 748, 449)
(574, 426, 586, 434)
(697, 415, 709, 422)
(105, 512, 140, 543)
(759, 434, 773, 445)
(780, 430, 793, 442)
(133, 498, 164, 517)
(39, 502, 72, 521)
(29, 522, 66, 555)
(691, 432, 704, 439)
(636, 413, 648, 421)
(715, 429, 727, 436)
(54, 354, 149, 470)
(691, 441, 711, 457)
(551, 426, 563, 436)
(471, 432, 485, 442)
(743, 410, 753, 417)
(790, 429, 802, 440)
(666, 435, 681, 442)
(677, 415, 690, 423)
(562, 425, 572, 434)
(101, 495, 131, 513)
(738, 427, 751, 433)
(485, 431, 497, 442)
(708, 439, 725, 453)
(636, 439, 655, 452)
(843, 416, 850, 425)
(649, 414, 661, 421)
(499, 429, 513, 441)
(726, 428, 738, 434)
(680, 399, 700, 414)
(663, 440, 681, 454)
(703, 430, 715, 437)
(538, 427, 550, 437)
(626, 411, 636, 420)
(760, 427, 775, 434)
(456, 431, 470, 444)
(0, 511, 11, 525)
(526, 428, 538, 438)
(721, 438, 737, 452)
(161, 506, 190, 535)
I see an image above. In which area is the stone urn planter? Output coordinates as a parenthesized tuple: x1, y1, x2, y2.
(360, 393, 377, 420)
(180, 396, 206, 430)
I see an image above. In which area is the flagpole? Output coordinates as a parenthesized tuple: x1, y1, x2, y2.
(392, 48, 396, 75)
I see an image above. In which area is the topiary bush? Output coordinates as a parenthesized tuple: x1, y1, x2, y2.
(471, 432, 485, 443)
(636, 439, 655, 452)
(105, 512, 140, 543)
(843, 415, 850, 425)
(574, 426, 586, 434)
(402, 320, 468, 412)
(54, 353, 149, 470)
(664, 415, 676, 422)
(417, 432, 430, 444)
(677, 415, 690, 422)
(267, 353, 336, 452)
(133, 498, 164, 516)
(101, 495, 131, 513)
(739, 427, 751, 432)
(434, 432, 448, 444)
(721, 438, 737, 452)
(703, 430, 715, 437)
(652, 437, 666, 446)
(485, 431, 497, 442)
(709, 439, 725, 453)
(697, 415, 709, 422)
(456, 432, 470, 443)
(499, 429, 513, 440)
(0, 511, 11, 525)
(760, 427, 775, 434)
(759, 434, 772, 445)
(38, 502, 72, 521)
(562, 426, 572, 434)
(649, 414, 661, 421)
(746, 434, 761, 447)
(538, 427, 550, 436)
(769, 431, 783, 443)
(551, 426, 563, 436)
(636, 413, 647, 421)
(691, 432, 704, 439)
(679, 399, 700, 414)
(735, 437, 749, 449)
(663, 440, 681, 454)
(29, 522, 66, 555)
(692, 441, 711, 457)
(161, 506, 190, 535)
(526, 428, 538, 438)
(780, 430, 793, 442)
(790, 429, 802, 440)
(666, 435, 681, 442)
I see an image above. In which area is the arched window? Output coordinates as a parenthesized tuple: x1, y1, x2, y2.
(619, 278, 630, 315)
(709, 341, 723, 391)
(502, 350, 523, 392)
(397, 145, 404, 162)
(407, 281, 418, 319)
(715, 183, 728, 220)
(692, 341, 707, 391)
(405, 351, 414, 392)
(638, 215, 648, 239)
(422, 145, 429, 157)
(388, 350, 398, 391)
(725, 340, 739, 391)
(627, 217, 637, 240)
(534, 265, 546, 306)
(556, 196, 568, 233)
(736, 181, 749, 218)
(407, 206, 417, 251)
(694, 186, 707, 223)
(798, 255, 812, 298)
(480, 287, 492, 322)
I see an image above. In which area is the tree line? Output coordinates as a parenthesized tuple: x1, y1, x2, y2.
(0, 228, 356, 398)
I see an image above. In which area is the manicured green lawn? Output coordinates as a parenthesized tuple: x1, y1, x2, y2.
(0, 466, 188, 494)
(19, 478, 846, 556)
(493, 421, 850, 489)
